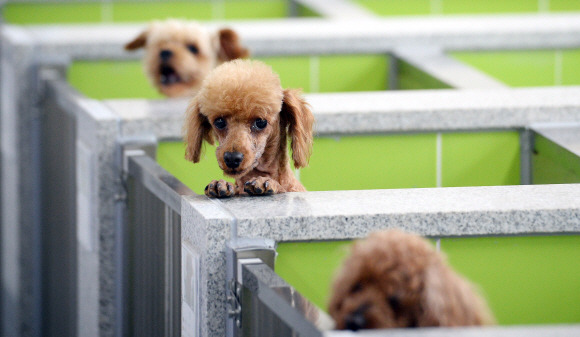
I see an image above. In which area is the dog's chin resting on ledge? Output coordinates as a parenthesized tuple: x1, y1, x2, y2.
(328, 229, 495, 331)
(183, 59, 314, 198)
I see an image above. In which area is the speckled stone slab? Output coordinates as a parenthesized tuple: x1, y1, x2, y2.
(107, 86, 580, 138)
(187, 184, 580, 242)
(181, 183, 580, 337)
(9, 13, 580, 59)
(533, 122, 580, 156)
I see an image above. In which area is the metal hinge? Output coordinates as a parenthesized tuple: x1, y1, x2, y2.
(225, 238, 277, 336)
(227, 279, 243, 328)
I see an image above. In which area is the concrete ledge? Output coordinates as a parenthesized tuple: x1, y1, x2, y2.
(533, 122, 580, 157)
(186, 184, 580, 242)
(105, 86, 580, 138)
(8, 13, 580, 59)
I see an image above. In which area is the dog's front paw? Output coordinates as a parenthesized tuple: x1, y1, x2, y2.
(243, 177, 281, 196)
(205, 179, 236, 198)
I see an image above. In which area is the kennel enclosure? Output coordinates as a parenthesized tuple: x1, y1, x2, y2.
(2, 2, 580, 336)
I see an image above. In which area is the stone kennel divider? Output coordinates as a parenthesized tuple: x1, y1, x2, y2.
(2, 9, 580, 337)
(110, 90, 580, 337)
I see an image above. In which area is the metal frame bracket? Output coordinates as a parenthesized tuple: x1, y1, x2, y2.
(225, 238, 277, 337)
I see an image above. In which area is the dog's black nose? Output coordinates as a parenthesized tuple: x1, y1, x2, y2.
(160, 50, 173, 61)
(224, 152, 244, 169)
(344, 305, 369, 331)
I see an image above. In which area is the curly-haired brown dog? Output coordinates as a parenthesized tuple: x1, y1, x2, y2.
(184, 59, 314, 197)
(125, 19, 249, 97)
(328, 229, 494, 331)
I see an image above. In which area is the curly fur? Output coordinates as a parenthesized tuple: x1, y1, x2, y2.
(183, 59, 314, 197)
(328, 229, 495, 331)
(125, 19, 249, 97)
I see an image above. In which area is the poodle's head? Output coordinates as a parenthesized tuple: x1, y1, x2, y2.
(328, 229, 494, 331)
(183, 59, 314, 178)
(125, 19, 249, 97)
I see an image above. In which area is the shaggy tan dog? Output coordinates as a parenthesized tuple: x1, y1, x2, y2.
(329, 229, 495, 331)
(125, 19, 249, 97)
(184, 59, 314, 197)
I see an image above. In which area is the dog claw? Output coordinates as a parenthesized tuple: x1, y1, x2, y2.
(205, 179, 235, 198)
(244, 177, 278, 196)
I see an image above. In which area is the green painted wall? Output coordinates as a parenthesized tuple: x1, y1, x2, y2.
(355, 0, 432, 16)
(67, 55, 389, 99)
(398, 59, 452, 90)
(157, 131, 520, 194)
(2, 1, 293, 24)
(441, 132, 520, 187)
(452, 50, 580, 87)
(533, 134, 580, 184)
(157, 142, 232, 195)
(68, 61, 162, 100)
(6, 0, 580, 24)
(276, 235, 580, 325)
(356, 0, 580, 16)
(300, 134, 438, 191)
(276, 240, 351, 313)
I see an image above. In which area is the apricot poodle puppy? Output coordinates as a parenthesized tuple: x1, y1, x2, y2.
(184, 59, 314, 197)
(125, 19, 249, 97)
(329, 229, 494, 331)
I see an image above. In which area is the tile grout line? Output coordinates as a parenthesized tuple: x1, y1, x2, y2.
(436, 132, 442, 188)
(212, 0, 226, 21)
(430, 0, 443, 15)
(554, 50, 563, 86)
(309, 56, 320, 93)
(538, 0, 550, 13)
(101, 0, 113, 23)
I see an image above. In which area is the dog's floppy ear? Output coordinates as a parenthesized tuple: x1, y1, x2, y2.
(216, 28, 250, 62)
(184, 98, 214, 163)
(281, 89, 314, 168)
(125, 29, 148, 50)
(419, 263, 494, 327)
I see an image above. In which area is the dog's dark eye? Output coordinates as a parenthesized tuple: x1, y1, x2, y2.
(252, 118, 267, 131)
(187, 44, 199, 54)
(214, 118, 227, 130)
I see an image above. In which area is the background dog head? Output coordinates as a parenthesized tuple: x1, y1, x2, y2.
(328, 229, 494, 331)
(125, 19, 249, 97)
(183, 59, 313, 178)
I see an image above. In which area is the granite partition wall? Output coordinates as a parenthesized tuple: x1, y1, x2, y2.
(105, 87, 580, 336)
(179, 185, 580, 336)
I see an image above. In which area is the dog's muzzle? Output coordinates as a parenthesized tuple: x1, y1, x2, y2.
(224, 151, 244, 169)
